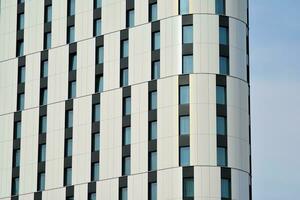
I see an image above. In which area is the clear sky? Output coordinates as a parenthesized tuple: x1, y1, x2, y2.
(250, 0, 300, 199)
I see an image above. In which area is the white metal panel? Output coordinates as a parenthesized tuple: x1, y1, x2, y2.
(52, 0, 68, 47)
(157, 168, 182, 199)
(97, 178, 119, 200)
(128, 173, 148, 200)
(102, 0, 126, 34)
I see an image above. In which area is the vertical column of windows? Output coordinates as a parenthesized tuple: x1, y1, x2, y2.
(120, 30, 129, 87)
(182, 15, 193, 74)
(67, 0, 75, 44)
(43, 0, 52, 50)
(182, 167, 194, 199)
(126, 0, 135, 28)
(68, 44, 77, 100)
(91, 94, 100, 183)
(95, 37, 104, 93)
(93, 0, 102, 37)
(219, 16, 230, 75)
(151, 21, 160, 80)
(16, 1, 25, 57)
(148, 0, 157, 22)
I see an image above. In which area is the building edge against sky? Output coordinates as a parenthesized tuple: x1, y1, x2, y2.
(0, 0, 251, 200)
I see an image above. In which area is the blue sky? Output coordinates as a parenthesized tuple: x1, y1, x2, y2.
(250, 0, 300, 199)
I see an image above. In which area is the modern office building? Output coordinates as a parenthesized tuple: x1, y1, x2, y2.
(0, 0, 251, 199)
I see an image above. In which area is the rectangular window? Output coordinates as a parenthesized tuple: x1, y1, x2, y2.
(123, 97, 131, 116)
(17, 40, 24, 57)
(149, 121, 157, 140)
(152, 32, 160, 51)
(66, 197, 74, 200)
(91, 162, 99, 181)
(95, 75, 103, 93)
(68, 81, 76, 99)
(12, 177, 19, 195)
(122, 156, 131, 176)
(67, 25, 75, 43)
(219, 56, 229, 75)
(38, 172, 45, 191)
(39, 144, 46, 162)
(121, 40, 129, 58)
(44, 32, 51, 49)
(179, 85, 189, 104)
(18, 0, 25, 3)
(66, 110, 73, 128)
(68, 0, 75, 16)
(217, 116, 226, 135)
(149, 3, 157, 22)
(39, 116, 47, 134)
(64, 167, 72, 186)
(179, 0, 189, 15)
(151, 61, 160, 80)
(149, 91, 157, 110)
(179, 146, 190, 166)
(69, 53, 77, 71)
(13, 149, 20, 167)
(45, 5, 52, 23)
(149, 182, 157, 200)
(92, 103, 100, 122)
(221, 178, 231, 198)
(14, 121, 21, 139)
(126, 9, 134, 28)
(17, 93, 25, 111)
(89, 193, 96, 200)
(183, 25, 193, 44)
(92, 132, 100, 152)
(123, 126, 131, 146)
(17, 13, 24, 30)
(18, 66, 25, 84)
(182, 55, 193, 74)
(219, 27, 229, 45)
(96, 46, 104, 64)
(94, 0, 102, 9)
(40, 88, 48, 106)
(149, 151, 157, 171)
(179, 116, 190, 135)
(216, 86, 226, 105)
(216, 0, 225, 15)
(121, 68, 129, 86)
(183, 178, 194, 198)
(41, 60, 48, 78)
(120, 187, 128, 200)
(65, 138, 73, 157)
(217, 147, 227, 166)
(94, 19, 102, 37)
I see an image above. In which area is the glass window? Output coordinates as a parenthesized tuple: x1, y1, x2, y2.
(152, 32, 160, 50)
(120, 187, 128, 200)
(95, 75, 103, 93)
(123, 97, 131, 116)
(45, 5, 52, 23)
(180, 116, 190, 135)
(123, 127, 131, 146)
(221, 178, 231, 198)
(217, 147, 227, 166)
(149, 121, 157, 140)
(44, 32, 51, 49)
(39, 144, 46, 162)
(38, 172, 45, 191)
(12, 177, 19, 195)
(92, 132, 100, 151)
(13, 149, 20, 167)
(149, 151, 157, 171)
(18, 66, 25, 84)
(89, 192, 96, 200)
(179, 0, 189, 14)
(149, 91, 157, 110)
(183, 25, 193, 44)
(64, 167, 72, 186)
(66, 197, 74, 200)
(94, 0, 102, 9)
(219, 27, 228, 45)
(41, 60, 48, 78)
(69, 53, 77, 71)
(149, 3, 157, 22)
(182, 55, 193, 74)
(91, 162, 99, 181)
(151, 61, 160, 80)
(121, 40, 128, 58)
(94, 19, 102, 37)
(65, 110, 73, 128)
(180, 146, 190, 166)
(14, 121, 21, 139)
(219, 56, 229, 75)
(67, 25, 75, 43)
(18, 13, 24, 30)
(68, 0, 75, 16)
(65, 138, 73, 157)
(39, 116, 47, 134)
(216, 0, 225, 15)
(127, 9, 134, 28)
(96, 46, 104, 64)
(121, 68, 129, 87)
(179, 85, 189, 104)
(122, 156, 130, 175)
(40, 88, 48, 105)
(216, 86, 226, 105)
(68, 81, 76, 99)
(17, 93, 25, 111)
(92, 103, 100, 122)
(17, 40, 24, 57)
(18, 0, 25, 3)
(217, 116, 226, 135)
(149, 182, 157, 200)
(183, 178, 194, 198)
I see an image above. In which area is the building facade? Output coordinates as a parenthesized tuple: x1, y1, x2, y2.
(0, 0, 251, 200)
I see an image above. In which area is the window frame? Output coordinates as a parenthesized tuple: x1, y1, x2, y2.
(182, 55, 193, 74)
(179, 146, 190, 166)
